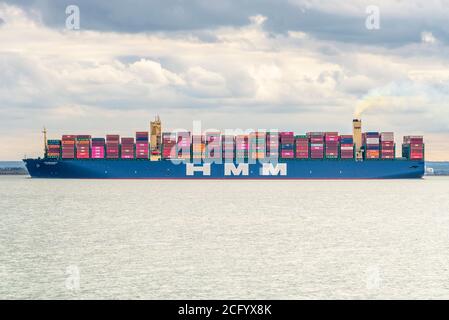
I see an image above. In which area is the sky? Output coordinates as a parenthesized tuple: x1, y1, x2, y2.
(0, 0, 449, 160)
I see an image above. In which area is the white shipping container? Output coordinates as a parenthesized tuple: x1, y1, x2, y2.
(366, 137, 379, 144)
(381, 132, 394, 142)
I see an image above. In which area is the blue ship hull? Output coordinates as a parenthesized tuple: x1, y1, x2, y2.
(23, 158, 424, 179)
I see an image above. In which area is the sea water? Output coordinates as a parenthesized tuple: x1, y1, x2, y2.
(1, 176, 449, 299)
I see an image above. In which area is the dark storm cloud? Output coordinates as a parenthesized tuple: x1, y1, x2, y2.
(4, 0, 252, 31)
(4, 0, 449, 46)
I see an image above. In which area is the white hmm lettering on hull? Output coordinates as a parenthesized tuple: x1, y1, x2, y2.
(224, 163, 249, 176)
(186, 163, 211, 176)
(185, 163, 288, 176)
(261, 163, 287, 176)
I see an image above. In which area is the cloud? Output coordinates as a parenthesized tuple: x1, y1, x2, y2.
(421, 31, 437, 44)
(182, 67, 228, 97)
(0, 7, 349, 110)
(4, 0, 449, 46)
(354, 80, 449, 134)
(129, 59, 184, 85)
(0, 3, 449, 160)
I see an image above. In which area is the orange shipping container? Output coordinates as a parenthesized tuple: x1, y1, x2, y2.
(366, 150, 379, 159)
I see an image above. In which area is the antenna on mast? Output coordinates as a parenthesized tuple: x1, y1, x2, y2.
(42, 126, 48, 157)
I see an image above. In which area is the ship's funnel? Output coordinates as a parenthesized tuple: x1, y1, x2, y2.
(353, 118, 362, 159)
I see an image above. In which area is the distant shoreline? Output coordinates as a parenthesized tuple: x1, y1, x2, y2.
(0, 168, 29, 175)
(0, 161, 27, 175)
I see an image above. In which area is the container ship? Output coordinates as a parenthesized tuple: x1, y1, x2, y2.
(24, 118, 425, 179)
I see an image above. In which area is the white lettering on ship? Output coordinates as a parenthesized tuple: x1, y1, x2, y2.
(185, 163, 288, 176)
(186, 163, 211, 176)
(261, 163, 287, 176)
(224, 163, 249, 176)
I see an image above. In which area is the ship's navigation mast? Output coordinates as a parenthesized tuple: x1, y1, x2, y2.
(42, 126, 48, 157)
(150, 116, 162, 161)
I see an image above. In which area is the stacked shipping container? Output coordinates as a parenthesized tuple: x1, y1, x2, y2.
(177, 132, 191, 160)
(47, 140, 61, 158)
(308, 132, 324, 159)
(121, 137, 135, 159)
(339, 135, 354, 159)
(76, 135, 91, 159)
(403, 136, 424, 160)
(162, 133, 177, 159)
(364, 132, 380, 159)
(380, 132, 395, 159)
(136, 132, 149, 159)
(250, 132, 266, 160)
(62, 135, 76, 159)
(236, 135, 248, 160)
(280, 132, 294, 159)
(52, 129, 421, 162)
(325, 132, 339, 159)
(192, 135, 205, 161)
(91, 138, 105, 159)
(206, 132, 221, 161)
(222, 135, 235, 161)
(295, 135, 309, 159)
(266, 132, 279, 159)
(106, 135, 120, 159)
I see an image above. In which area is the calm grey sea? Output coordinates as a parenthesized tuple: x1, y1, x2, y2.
(1, 175, 449, 299)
